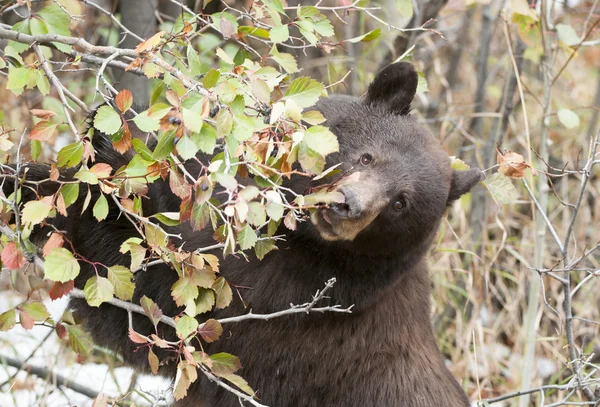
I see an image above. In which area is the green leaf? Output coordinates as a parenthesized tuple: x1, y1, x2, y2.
(140, 296, 163, 326)
(284, 77, 325, 108)
(482, 173, 519, 205)
(20, 302, 50, 321)
(212, 277, 232, 309)
(187, 46, 203, 76)
(557, 108, 580, 129)
(556, 23, 580, 47)
(31, 140, 42, 160)
(270, 24, 289, 43)
(237, 224, 258, 250)
(220, 374, 255, 396)
(57, 142, 83, 167)
(37, 4, 71, 36)
(417, 71, 429, 93)
(210, 352, 241, 376)
(255, 239, 277, 260)
(7, 67, 32, 96)
(153, 130, 177, 160)
(21, 200, 52, 226)
(0, 309, 16, 331)
(44, 248, 80, 282)
(301, 125, 339, 156)
(153, 212, 181, 226)
(107, 265, 134, 300)
(94, 105, 123, 135)
(74, 169, 99, 185)
(270, 46, 298, 73)
(66, 324, 94, 356)
(176, 315, 199, 339)
(84, 276, 114, 307)
(60, 184, 79, 208)
(93, 194, 109, 221)
(195, 288, 216, 314)
(202, 69, 220, 89)
(346, 28, 381, 43)
(132, 109, 161, 132)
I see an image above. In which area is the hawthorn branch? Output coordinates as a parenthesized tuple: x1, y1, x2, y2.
(0, 354, 102, 399)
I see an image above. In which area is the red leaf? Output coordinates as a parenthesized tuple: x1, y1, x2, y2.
(43, 233, 64, 257)
(19, 310, 35, 330)
(128, 328, 149, 344)
(49, 280, 74, 300)
(55, 322, 67, 339)
(30, 109, 57, 120)
(115, 89, 133, 113)
(198, 319, 223, 343)
(169, 169, 192, 199)
(1, 242, 26, 270)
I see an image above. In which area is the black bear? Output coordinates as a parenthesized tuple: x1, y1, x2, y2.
(6, 62, 480, 406)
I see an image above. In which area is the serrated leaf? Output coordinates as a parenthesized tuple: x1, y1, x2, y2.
(270, 46, 298, 73)
(302, 110, 326, 125)
(1, 242, 26, 270)
(220, 373, 255, 396)
(210, 352, 241, 376)
(237, 224, 258, 250)
(483, 173, 519, 205)
(57, 142, 83, 167)
(84, 276, 114, 307)
(198, 319, 222, 343)
(284, 77, 325, 108)
(115, 89, 133, 113)
(202, 69, 221, 89)
(176, 315, 199, 339)
(74, 169, 98, 185)
(30, 121, 58, 141)
(301, 125, 339, 156)
(93, 194, 109, 221)
(212, 277, 232, 309)
(94, 106, 123, 135)
(132, 109, 161, 132)
(270, 24, 289, 43)
(66, 324, 94, 356)
(49, 280, 74, 300)
(22, 200, 52, 226)
(20, 302, 50, 321)
(0, 309, 16, 331)
(107, 266, 134, 300)
(140, 296, 163, 326)
(153, 130, 177, 160)
(255, 239, 277, 260)
(60, 183, 79, 208)
(7, 67, 32, 96)
(44, 248, 80, 282)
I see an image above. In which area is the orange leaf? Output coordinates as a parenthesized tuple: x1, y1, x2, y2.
(115, 89, 133, 113)
(125, 58, 143, 71)
(43, 233, 64, 257)
(89, 163, 113, 179)
(135, 31, 166, 53)
(1, 242, 26, 270)
(497, 148, 533, 179)
(30, 109, 57, 120)
(30, 121, 58, 141)
(112, 121, 132, 154)
(128, 328, 149, 344)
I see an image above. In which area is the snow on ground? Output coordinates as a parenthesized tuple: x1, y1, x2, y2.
(0, 286, 172, 407)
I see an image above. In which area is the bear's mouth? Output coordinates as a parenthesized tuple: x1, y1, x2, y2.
(310, 208, 339, 240)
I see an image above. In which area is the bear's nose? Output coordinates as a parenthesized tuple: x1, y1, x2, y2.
(331, 188, 361, 218)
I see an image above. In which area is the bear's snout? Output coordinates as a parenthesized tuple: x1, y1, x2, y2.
(334, 187, 362, 218)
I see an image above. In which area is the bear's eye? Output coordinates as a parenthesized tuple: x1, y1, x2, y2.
(360, 154, 373, 166)
(393, 197, 406, 211)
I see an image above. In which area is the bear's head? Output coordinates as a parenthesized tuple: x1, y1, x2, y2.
(308, 62, 481, 256)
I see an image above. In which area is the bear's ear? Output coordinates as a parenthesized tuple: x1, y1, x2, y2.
(364, 62, 418, 115)
(447, 168, 482, 204)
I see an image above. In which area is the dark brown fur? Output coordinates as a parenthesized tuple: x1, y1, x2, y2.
(3, 62, 480, 406)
